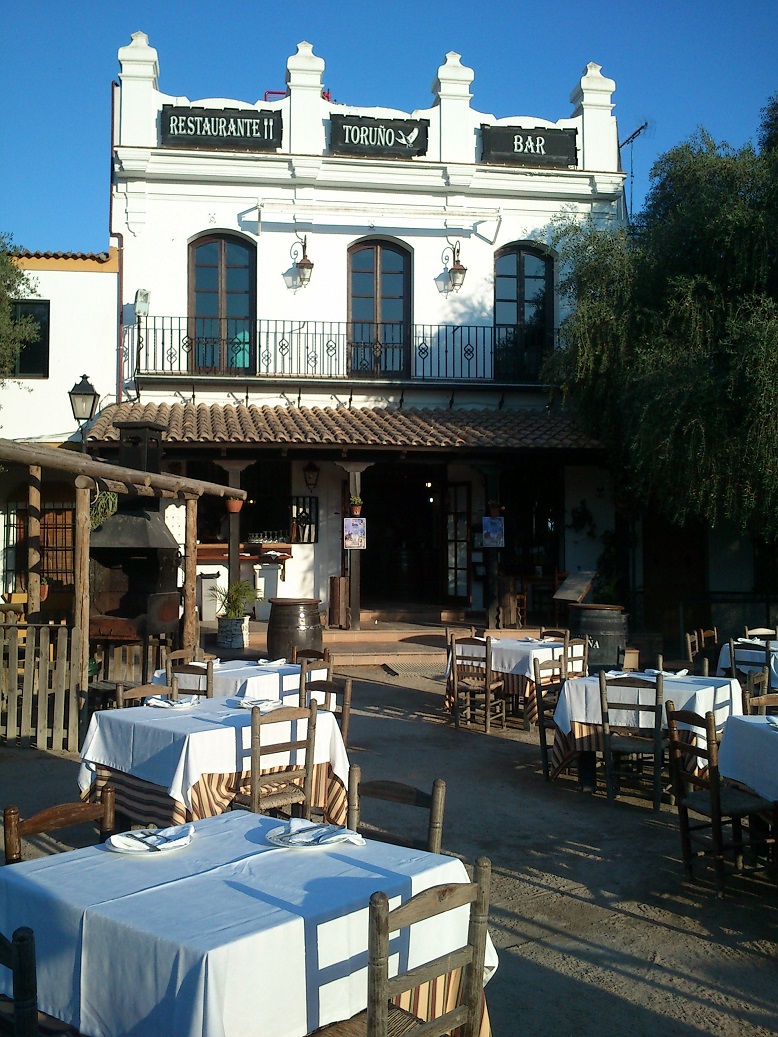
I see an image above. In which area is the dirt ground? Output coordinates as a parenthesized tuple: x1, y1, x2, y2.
(2, 664, 777, 1036)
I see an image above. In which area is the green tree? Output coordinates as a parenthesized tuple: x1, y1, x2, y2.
(547, 102, 778, 539)
(0, 231, 37, 378)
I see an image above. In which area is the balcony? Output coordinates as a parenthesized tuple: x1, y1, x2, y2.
(127, 318, 553, 387)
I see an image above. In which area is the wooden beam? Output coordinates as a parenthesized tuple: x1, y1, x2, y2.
(74, 475, 197, 499)
(182, 498, 198, 651)
(27, 466, 41, 620)
(74, 486, 91, 705)
(0, 438, 245, 500)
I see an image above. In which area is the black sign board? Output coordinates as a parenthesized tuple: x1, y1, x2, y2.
(160, 106, 282, 152)
(330, 115, 429, 158)
(481, 125, 577, 168)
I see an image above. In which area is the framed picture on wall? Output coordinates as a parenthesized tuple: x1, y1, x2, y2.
(482, 516, 505, 548)
(344, 517, 366, 550)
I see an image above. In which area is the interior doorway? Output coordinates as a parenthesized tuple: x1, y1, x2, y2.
(360, 462, 446, 604)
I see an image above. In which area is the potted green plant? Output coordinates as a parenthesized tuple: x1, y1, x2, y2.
(349, 494, 363, 516)
(211, 580, 259, 649)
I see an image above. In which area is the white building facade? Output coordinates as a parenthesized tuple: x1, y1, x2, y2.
(4, 33, 630, 626)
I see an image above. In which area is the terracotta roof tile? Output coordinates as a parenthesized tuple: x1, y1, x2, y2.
(88, 402, 598, 452)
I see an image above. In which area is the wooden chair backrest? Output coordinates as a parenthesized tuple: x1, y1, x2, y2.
(291, 646, 332, 667)
(665, 701, 717, 802)
(744, 626, 776, 638)
(366, 856, 491, 1037)
(598, 672, 664, 737)
(685, 630, 700, 661)
(566, 637, 588, 678)
(165, 660, 214, 697)
(249, 701, 317, 816)
(532, 655, 566, 696)
(0, 925, 38, 1037)
(540, 627, 569, 641)
(450, 635, 492, 686)
(346, 764, 446, 854)
(116, 678, 179, 707)
(302, 677, 352, 747)
(616, 646, 640, 671)
(4, 786, 115, 865)
(747, 692, 778, 715)
(698, 627, 718, 648)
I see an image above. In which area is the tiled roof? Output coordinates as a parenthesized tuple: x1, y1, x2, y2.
(89, 402, 598, 452)
(17, 250, 113, 262)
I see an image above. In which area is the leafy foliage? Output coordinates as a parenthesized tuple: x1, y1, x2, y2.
(0, 232, 37, 377)
(547, 104, 778, 539)
(210, 580, 258, 618)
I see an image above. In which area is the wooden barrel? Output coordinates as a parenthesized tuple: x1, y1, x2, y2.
(569, 603, 628, 672)
(267, 598, 322, 661)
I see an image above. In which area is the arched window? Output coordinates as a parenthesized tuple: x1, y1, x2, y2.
(493, 244, 553, 382)
(188, 234, 256, 373)
(348, 240, 411, 377)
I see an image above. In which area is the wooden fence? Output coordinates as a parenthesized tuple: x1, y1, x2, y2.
(0, 624, 82, 751)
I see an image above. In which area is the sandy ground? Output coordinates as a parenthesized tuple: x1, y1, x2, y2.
(2, 664, 777, 1036)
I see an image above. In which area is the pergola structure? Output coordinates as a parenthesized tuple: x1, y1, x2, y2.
(0, 438, 246, 686)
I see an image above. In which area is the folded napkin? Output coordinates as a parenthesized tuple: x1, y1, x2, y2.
(239, 697, 284, 711)
(275, 818, 366, 846)
(144, 695, 199, 708)
(258, 658, 287, 667)
(644, 668, 689, 678)
(108, 824, 195, 853)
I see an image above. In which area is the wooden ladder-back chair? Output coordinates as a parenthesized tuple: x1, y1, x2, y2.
(726, 638, 760, 687)
(0, 925, 76, 1037)
(744, 625, 777, 639)
(598, 672, 667, 812)
(565, 637, 588, 679)
(234, 702, 318, 819)
(747, 691, 778, 715)
(540, 627, 569, 642)
(317, 857, 491, 1037)
(4, 787, 115, 865)
(115, 677, 179, 708)
(742, 667, 770, 715)
(291, 645, 332, 670)
(533, 656, 566, 782)
(165, 649, 216, 697)
(301, 676, 352, 748)
(346, 764, 446, 854)
(665, 701, 776, 895)
(685, 630, 701, 661)
(448, 635, 505, 734)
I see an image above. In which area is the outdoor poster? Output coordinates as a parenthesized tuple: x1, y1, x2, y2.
(344, 517, 366, 550)
(482, 515, 505, 548)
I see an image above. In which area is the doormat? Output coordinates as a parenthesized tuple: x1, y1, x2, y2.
(382, 661, 447, 680)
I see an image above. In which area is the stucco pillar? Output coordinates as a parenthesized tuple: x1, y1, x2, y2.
(117, 31, 160, 147)
(286, 41, 326, 155)
(569, 62, 618, 172)
(432, 51, 475, 163)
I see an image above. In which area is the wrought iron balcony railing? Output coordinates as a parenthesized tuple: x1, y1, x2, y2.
(126, 317, 554, 385)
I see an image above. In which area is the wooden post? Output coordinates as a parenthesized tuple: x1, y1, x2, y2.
(348, 471, 361, 631)
(182, 497, 198, 651)
(74, 485, 91, 732)
(27, 465, 41, 621)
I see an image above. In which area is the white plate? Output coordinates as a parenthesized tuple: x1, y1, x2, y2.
(106, 826, 194, 854)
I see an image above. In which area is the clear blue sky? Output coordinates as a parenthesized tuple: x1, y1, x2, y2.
(2, 1, 776, 253)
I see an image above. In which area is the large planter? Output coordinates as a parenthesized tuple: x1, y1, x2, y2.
(216, 615, 250, 649)
(267, 597, 322, 661)
(569, 603, 628, 673)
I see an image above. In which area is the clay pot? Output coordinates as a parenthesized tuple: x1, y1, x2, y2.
(225, 498, 243, 514)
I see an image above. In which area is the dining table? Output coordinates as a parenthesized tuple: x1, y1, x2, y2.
(151, 658, 325, 700)
(549, 671, 743, 782)
(0, 811, 498, 1037)
(716, 638, 778, 688)
(78, 696, 349, 826)
(719, 714, 778, 802)
(448, 636, 566, 727)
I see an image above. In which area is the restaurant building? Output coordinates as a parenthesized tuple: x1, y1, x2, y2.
(3, 33, 632, 626)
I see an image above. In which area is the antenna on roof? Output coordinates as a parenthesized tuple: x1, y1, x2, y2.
(619, 121, 649, 220)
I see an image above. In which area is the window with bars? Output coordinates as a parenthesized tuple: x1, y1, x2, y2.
(4, 503, 74, 590)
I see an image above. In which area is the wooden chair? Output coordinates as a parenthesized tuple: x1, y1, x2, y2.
(565, 636, 588, 679)
(448, 635, 505, 734)
(165, 649, 215, 697)
(533, 656, 565, 782)
(233, 702, 318, 819)
(346, 764, 446, 853)
(665, 701, 776, 895)
(698, 626, 718, 648)
(742, 667, 770, 714)
(301, 676, 352, 748)
(616, 646, 641, 671)
(115, 678, 178, 707)
(316, 856, 491, 1037)
(685, 630, 700, 661)
(0, 925, 37, 1037)
(540, 627, 569, 642)
(744, 626, 776, 639)
(3, 787, 115, 865)
(291, 645, 332, 672)
(598, 672, 667, 812)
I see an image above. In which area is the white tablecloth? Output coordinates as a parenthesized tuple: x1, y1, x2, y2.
(719, 715, 778, 801)
(152, 660, 324, 699)
(78, 698, 349, 811)
(0, 811, 498, 1037)
(449, 637, 564, 677)
(716, 640, 778, 688)
(554, 672, 742, 737)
